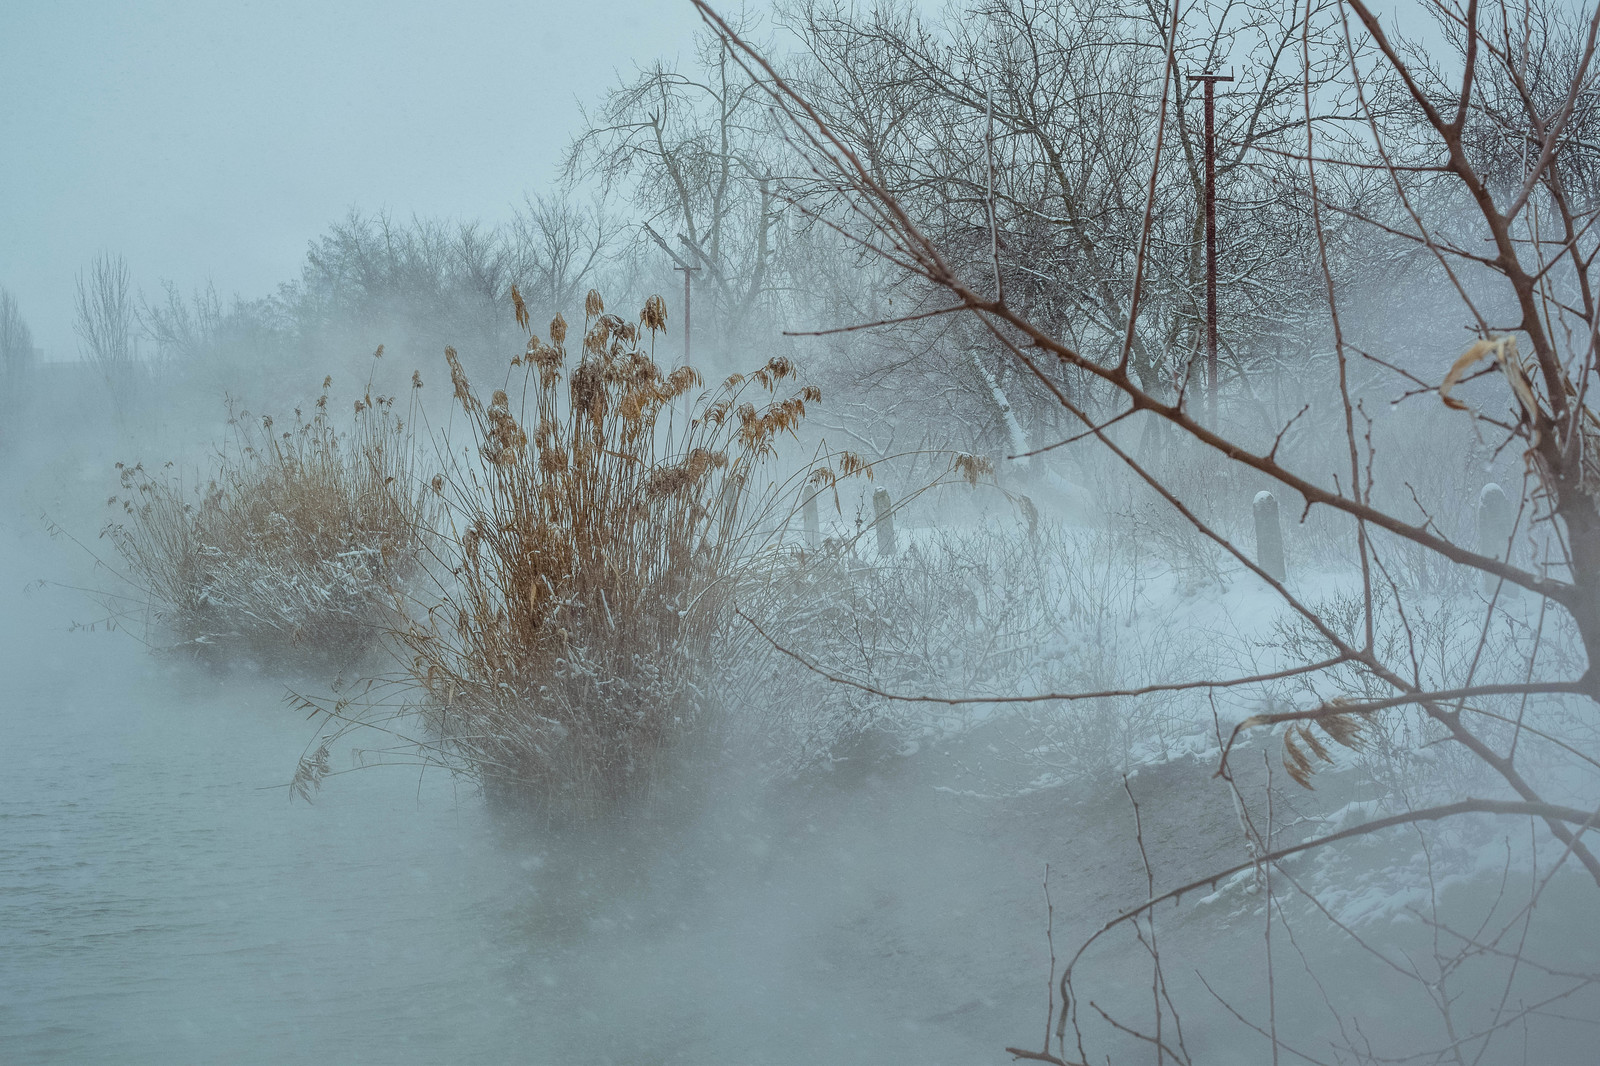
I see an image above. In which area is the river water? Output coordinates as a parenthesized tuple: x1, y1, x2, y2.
(0, 489, 1075, 1064)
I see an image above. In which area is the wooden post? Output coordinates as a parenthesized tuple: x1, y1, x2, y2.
(1253, 490, 1286, 582)
(672, 264, 699, 363)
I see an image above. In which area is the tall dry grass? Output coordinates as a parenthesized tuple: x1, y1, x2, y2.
(388, 289, 823, 819)
(106, 367, 431, 668)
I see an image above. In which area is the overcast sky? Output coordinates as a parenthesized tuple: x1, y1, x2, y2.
(0, 0, 706, 359)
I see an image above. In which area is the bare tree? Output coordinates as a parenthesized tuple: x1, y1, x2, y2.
(73, 252, 137, 392)
(699, 0, 1600, 1059)
(0, 287, 35, 435)
(776, 0, 1385, 454)
(140, 280, 225, 366)
(285, 202, 620, 379)
(565, 18, 803, 351)
(505, 193, 618, 321)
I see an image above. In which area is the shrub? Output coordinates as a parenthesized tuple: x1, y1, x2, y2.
(388, 290, 822, 821)
(106, 371, 430, 669)
(733, 520, 1205, 783)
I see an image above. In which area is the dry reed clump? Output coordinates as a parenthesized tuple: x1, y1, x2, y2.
(106, 371, 431, 668)
(398, 288, 822, 821)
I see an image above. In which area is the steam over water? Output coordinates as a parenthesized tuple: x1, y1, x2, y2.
(0, 504, 1062, 1064)
(3, 429, 1598, 1066)
(0, 623, 1079, 1061)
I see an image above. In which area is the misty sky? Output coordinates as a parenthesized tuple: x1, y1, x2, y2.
(0, 0, 704, 360)
(1, 0, 1436, 363)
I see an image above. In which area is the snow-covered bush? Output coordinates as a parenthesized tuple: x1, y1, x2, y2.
(728, 524, 1058, 774)
(734, 520, 1205, 782)
(106, 372, 430, 669)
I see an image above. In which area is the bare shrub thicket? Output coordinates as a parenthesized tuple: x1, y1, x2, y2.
(730, 505, 1045, 772)
(106, 368, 430, 669)
(126, 197, 620, 410)
(138, 281, 297, 406)
(730, 505, 1224, 785)
(697, 0, 1600, 1059)
(290, 204, 620, 374)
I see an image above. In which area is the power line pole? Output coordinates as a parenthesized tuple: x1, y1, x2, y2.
(673, 263, 700, 364)
(1188, 70, 1232, 427)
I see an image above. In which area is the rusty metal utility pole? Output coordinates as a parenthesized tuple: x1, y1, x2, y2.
(1188, 70, 1232, 426)
(673, 263, 700, 363)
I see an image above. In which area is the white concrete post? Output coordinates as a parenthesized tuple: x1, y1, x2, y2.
(1253, 490, 1286, 582)
(872, 487, 896, 557)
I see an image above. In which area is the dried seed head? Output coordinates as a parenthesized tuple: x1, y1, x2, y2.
(445, 347, 475, 410)
(1317, 706, 1369, 750)
(412, 370, 423, 389)
(1283, 729, 1314, 789)
(585, 289, 605, 317)
(584, 317, 611, 356)
(752, 357, 795, 389)
(641, 295, 668, 332)
(530, 340, 563, 384)
(952, 453, 993, 487)
(512, 284, 529, 332)
(838, 451, 871, 479)
(571, 361, 606, 433)
(1299, 725, 1333, 765)
(549, 313, 567, 347)
(539, 445, 567, 475)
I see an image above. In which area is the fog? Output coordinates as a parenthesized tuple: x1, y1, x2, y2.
(0, 0, 701, 361)
(6, 2, 1600, 1064)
